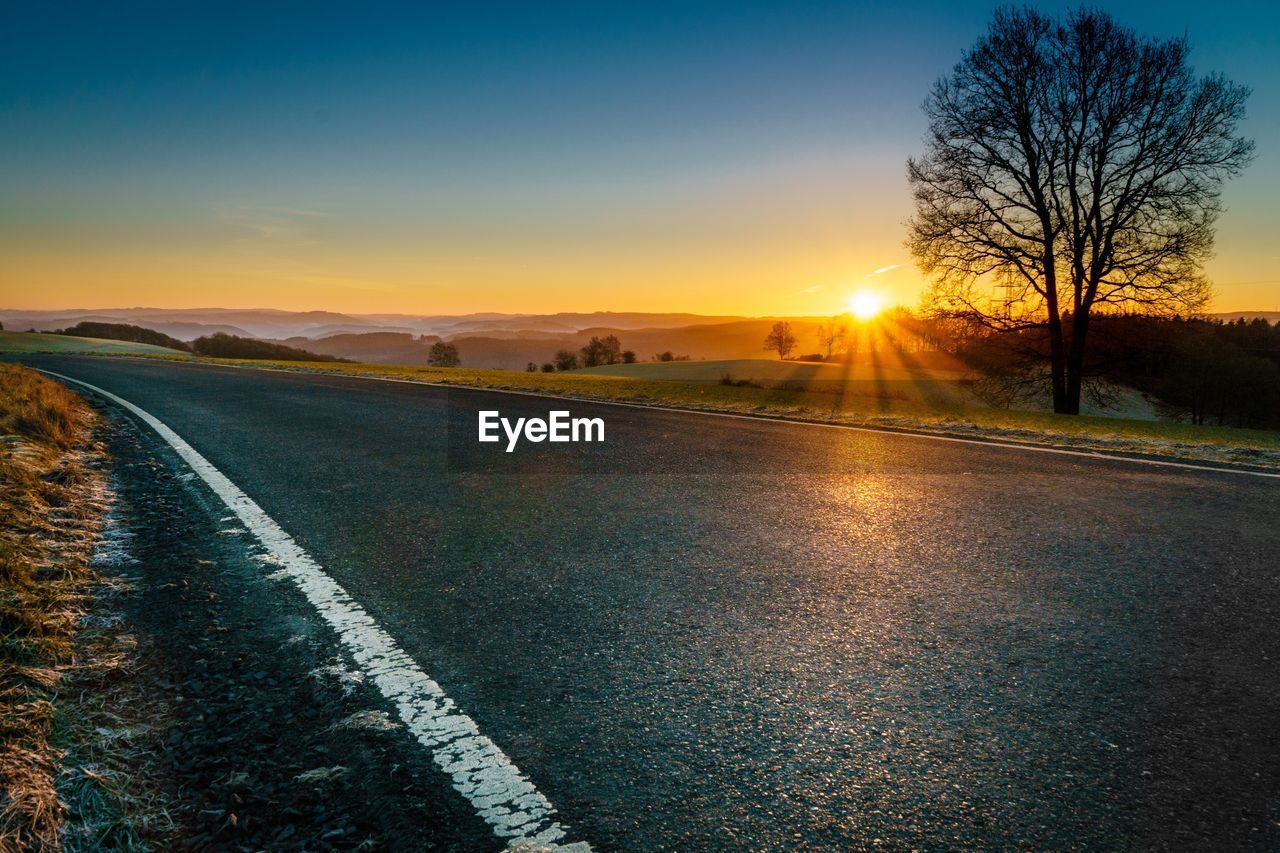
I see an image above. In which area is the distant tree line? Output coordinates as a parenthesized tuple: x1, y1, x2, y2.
(536, 335, 643, 372)
(921, 313, 1280, 429)
(1112, 318, 1280, 428)
(59, 321, 191, 351)
(186, 332, 346, 362)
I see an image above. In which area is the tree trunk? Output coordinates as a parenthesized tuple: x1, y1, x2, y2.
(1046, 311, 1072, 414)
(1061, 308, 1090, 415)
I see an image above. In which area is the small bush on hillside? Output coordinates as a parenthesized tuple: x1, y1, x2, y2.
(719, 372, 762, 388)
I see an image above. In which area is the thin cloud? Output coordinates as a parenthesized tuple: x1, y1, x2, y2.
(871, 263, 901, 276)
(217, 205, 329, 244)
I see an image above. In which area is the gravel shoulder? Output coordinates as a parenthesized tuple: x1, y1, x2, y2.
(60, 404, 494, 850)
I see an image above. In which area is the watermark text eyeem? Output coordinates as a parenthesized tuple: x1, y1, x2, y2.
(478, 410, 604, 452)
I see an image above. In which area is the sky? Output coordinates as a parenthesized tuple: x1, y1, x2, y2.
(2, 1, 1278, 316)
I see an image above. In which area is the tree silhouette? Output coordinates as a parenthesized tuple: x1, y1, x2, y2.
(580, 335, 623, 367)
(764, 321, 797, 360)
(553, 349, 580, 371)
(427, 341, 460, 367)
(907, 7, 1253, 413)
(817, 315, 850, 359)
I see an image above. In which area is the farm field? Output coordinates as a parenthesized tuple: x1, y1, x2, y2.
(577, 354, 979, 407)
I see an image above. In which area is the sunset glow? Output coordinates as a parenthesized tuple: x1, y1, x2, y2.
(848, 290, 885, 320)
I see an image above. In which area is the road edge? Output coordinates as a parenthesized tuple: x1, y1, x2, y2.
(40, 369, 593, 852)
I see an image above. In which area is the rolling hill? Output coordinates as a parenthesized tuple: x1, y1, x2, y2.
(0, 330, 188, 356)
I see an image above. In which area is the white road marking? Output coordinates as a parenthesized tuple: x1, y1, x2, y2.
(43, 370, 590, 852)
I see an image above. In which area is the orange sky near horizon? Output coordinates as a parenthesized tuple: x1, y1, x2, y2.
(5, 171, 1276, 318)
(1, 152, 942, 317)
(5, 234, 1275, 317)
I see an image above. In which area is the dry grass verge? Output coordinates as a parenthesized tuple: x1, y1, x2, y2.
(0, 364, 103, 848)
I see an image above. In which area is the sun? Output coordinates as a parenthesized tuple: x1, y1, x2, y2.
(848, 290, 884, 320)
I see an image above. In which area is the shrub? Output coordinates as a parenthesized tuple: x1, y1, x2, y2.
(191, 333, 342, 362)
(58, 322, 190, 352)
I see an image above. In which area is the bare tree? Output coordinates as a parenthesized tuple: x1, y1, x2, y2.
(580, 334, 623, 367)
(764, 321, 798, 360)
(907, 7, 1253, 413)
(816, 315, 850, 359)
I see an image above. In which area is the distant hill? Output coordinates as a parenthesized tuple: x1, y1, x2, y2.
(0, 308, 882, 368)
(357, 311, 749, 336)
(1210, 311, 1280, 323)
(444, 319, 835, 369)
(138, 321, 256, 340)
(275, 319, 842, 370)
(0, 312, 253, 340)
(0, 308, 372, 339)
(280, 332, 441, 364)
(0, 307, 757, 341)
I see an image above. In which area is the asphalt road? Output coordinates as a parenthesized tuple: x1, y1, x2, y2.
(18, 355, 1280, 850)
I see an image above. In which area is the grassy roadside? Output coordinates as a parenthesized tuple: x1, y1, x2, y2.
(50, 349, 1280, 471)
(0, 364, 103, 846)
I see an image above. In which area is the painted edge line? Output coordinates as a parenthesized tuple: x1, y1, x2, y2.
(42, 369, 591, 853)
(123, 356, 1279, 480)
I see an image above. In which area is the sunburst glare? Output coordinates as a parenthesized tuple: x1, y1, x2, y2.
(848, 290, 884, 320)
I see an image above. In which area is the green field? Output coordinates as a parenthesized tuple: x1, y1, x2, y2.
(577, 355, 971, 383)
(0, 330, 186, 356)
(577, 357, 981, 407)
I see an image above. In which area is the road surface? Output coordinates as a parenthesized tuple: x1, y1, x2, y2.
(17, 355, 1280, 849)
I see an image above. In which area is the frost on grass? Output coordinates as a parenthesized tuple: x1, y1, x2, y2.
(308, 658, 364, 697)
(0, 365, 104, 848)
(90, 507, 138, 569)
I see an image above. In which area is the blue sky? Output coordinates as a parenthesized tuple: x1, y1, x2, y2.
(3, 1, 1277, 313)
